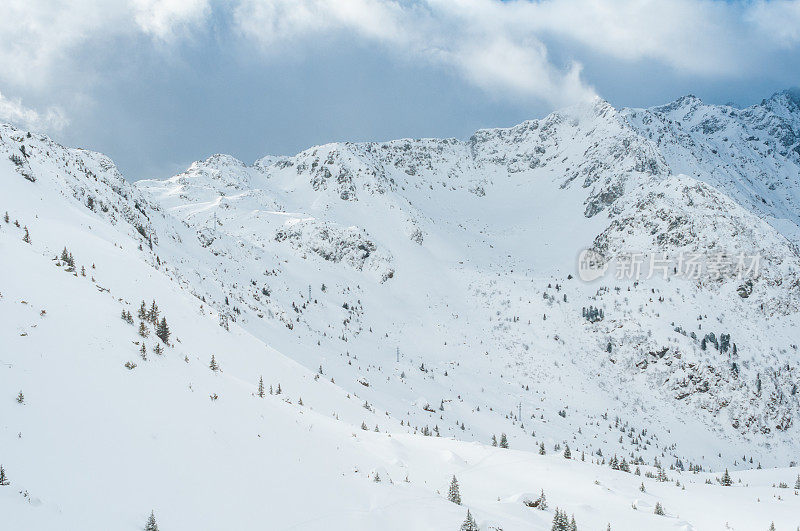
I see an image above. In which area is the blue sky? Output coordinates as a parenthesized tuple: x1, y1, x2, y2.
(1, 0, 799, 181)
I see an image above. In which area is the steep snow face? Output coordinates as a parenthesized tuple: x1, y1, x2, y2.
(623, 91, 800, 244)
(3, 91, 800, 530)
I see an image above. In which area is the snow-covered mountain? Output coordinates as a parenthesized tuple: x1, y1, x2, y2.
(2, 91, 800, 530)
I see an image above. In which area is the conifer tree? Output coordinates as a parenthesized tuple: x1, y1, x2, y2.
(138, 301, 148, 320)
(16, 391, 24, 404)
(491, 434, 497, 446)
(654, 502, 664, 515)
(209, 354, 219, 372)
(0, 465, 9, 486)
(3, 212, 8, 223)
(156, 317, 170, 344)
(539, 442, 546, 455)
(569, 515, 577, 531)
(257, 376, 265, 398)
(563, 444, 571, 459)
(138, 321, 149, 338)
(145, 510, 159, 531)
(537, 489, 547, 510)
(448, 475, 461, 505)
(460, 509, 478, 531)
(22, 226, 30, 244)
(721, 468, 732, 486)
(499, 433, 509, 449)
(148, 300, 159, 325)
(795, 474, 800, 490)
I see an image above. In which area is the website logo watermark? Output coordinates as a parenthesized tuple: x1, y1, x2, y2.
(577, 250, 761, 282)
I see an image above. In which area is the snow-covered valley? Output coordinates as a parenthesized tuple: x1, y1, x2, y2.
(2, 91, 800, 530)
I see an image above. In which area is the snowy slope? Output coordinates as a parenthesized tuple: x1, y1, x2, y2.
(2, 91, 800, 530)
(135, 94, 800, 464)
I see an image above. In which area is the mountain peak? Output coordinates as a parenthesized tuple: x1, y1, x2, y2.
(764, 87, 800, 110)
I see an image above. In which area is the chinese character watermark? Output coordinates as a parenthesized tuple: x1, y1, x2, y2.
(576, 250, 761, 282)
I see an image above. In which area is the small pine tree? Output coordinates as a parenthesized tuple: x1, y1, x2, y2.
(768, 522, 776, 531)
(138, 321, 149, 338)
(16, 391, 24, 404)
(0, 465, 9, 486)
(448, 475, 461, 505)
(569, 515, 577, 531)
(257, 376, 265, 398)
(537, 489, 547, 510)
(145, 510, 159, 531)
(491, 434, 497, 446)
(563, 444, 571, 459)
(209, 355, 219, 372)
(22, 226, 30, 244)
(721, 468, 732, 486)
(539, 442, 546, 455)
(156, 317, 170, 344)
(654, 502, 664, 515)
(148, 300, 159, 325)
(460, 509, 478, 531)
(795, 474, 800, 490)
(3, 212, 8, 223)
(138, 301, 148, 320)
(499, 433, 509, 449)
(374, 471, 380, 482)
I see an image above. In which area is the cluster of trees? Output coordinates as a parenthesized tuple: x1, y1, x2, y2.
(490, 433, 509, 448)
(136, 300, 170, 344)
(700, 331, 735, 355)
(2, 212, 28, 244)
(551, 508, 577, 530)
(582, 306, 604, 323)
(59, 247, 75, 270)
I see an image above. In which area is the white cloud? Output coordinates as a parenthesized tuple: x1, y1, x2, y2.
(230, 0, 800, 106)
(0, 91, 68, 132)
(0, 0, 210, 87)
(0, 0, 799, 122)
(232, 0, 598, 107)
(132, 0, 211, 40)
(748, 0, 800, 47)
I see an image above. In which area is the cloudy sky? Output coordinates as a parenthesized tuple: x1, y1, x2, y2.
(2, 0, 800, 180)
